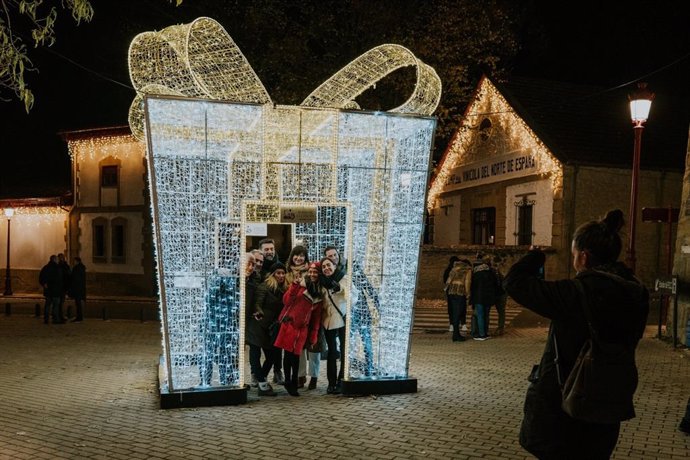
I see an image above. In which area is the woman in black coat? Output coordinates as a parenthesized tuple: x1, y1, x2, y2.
(504, 210, 648, 459)
(247, 262, 288, 396)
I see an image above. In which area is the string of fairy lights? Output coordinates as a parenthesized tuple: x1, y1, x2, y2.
(427, 77, 563, 211)
(126, 16, 440, 391)
(146, 95, 435, 390)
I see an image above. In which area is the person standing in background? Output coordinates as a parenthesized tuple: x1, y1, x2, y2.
(444, 258, 472, 342)
(70, 257, 86, 322)
(57, 253, 71, 322)
(470, 253, 498, 341)
(443, 256, 460, 332)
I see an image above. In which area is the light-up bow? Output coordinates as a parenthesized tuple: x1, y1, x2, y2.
(127, 17, 442, 140)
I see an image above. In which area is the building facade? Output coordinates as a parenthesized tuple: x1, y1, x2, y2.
(63, 127, 154, 297)
(418, 76, 684, 299)
(0, 127, 155, 298)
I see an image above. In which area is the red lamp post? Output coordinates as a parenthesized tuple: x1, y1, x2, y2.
(3, 207, 14, 296)
(626, 83, 654, 274)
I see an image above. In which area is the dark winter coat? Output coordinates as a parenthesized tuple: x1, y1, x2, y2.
(246, 281, 286, 348)
(243, 275, 258, 344)
(470, 262, 499, 306)
(39, 261, 63, 298)
(504, 250, 649, 459)
(70, 262, 86, 300)
(274, 281, 322, 356)
(58, 261, 71, 295)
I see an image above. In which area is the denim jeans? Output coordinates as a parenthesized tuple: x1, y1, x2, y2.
(325, 327, 346, 386)
(44, 296, 61, 323)
(249, 344, 279, 383)
(472, 303, 488, 338)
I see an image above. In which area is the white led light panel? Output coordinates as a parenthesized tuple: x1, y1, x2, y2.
(146, 97, 435, 391)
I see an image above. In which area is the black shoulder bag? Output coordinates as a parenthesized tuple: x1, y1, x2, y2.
(557, 279, 637, 424)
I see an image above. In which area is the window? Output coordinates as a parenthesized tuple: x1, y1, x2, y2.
(514, 195, 536, 246)
(92, 218, 107, 263)
(472, 207, 495, 245)
(479, 117, 493, 142)
(111, 218, 127, 263)
(101, 165, 119, 187)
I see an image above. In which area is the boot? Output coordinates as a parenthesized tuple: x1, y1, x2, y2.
(680, 397, 690, 434)
(249, 373, 258, 388)
(258, 381, 276, 396)
(285, 382, 300, 397)
(308, 377, 317, 390)
(297, 376, 306, 389)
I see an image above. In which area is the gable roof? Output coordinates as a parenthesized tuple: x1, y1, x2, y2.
(492, 76, 687, 171)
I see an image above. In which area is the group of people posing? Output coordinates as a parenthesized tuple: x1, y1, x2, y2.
(243, 238, 353, 397)
(38, 254, 87, 324)
(442, 253, 509, 342)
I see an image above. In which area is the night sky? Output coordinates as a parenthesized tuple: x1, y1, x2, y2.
(2, 0, 690, 197)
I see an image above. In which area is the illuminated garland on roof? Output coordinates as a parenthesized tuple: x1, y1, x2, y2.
(66, 135, 145, 162)
(427, 78, 562, 210)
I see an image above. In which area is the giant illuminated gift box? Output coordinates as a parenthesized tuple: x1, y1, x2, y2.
(129, 17, 440, 408)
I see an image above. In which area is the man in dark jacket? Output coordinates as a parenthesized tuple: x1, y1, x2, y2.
(69, 257, 86, 322)
(259, 238, 280, 279)
(38, 255, 63, 324)
(469, 254, 498, 340)
(57, 253, 71, 321)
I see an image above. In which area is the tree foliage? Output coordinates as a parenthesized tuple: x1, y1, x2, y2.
(212, 0, 525, 157)
(0, 0, 183, 112)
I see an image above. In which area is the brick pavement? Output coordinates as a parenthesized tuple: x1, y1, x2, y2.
(0, 313, 689, 459)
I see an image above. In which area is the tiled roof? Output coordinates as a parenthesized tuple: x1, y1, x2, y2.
(493, 76, 687, 171)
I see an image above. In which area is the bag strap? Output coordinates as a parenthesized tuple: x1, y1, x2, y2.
(573, 278, 597, 339)
(326, 288, 346, 322)
(553, 278, 594, 388)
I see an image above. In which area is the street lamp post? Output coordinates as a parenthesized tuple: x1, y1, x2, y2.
(3, 207, 14, 296)
(626, 83, 655, 273)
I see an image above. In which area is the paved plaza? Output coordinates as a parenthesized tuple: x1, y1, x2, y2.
(1, 310, 689, 459)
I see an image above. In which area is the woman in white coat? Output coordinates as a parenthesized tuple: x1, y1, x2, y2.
(320, 257, 357, 394)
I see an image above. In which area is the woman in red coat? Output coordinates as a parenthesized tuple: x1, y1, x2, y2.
(274, 261, 323, 396)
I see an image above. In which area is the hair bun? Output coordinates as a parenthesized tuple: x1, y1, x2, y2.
(602, 209, 625, 233)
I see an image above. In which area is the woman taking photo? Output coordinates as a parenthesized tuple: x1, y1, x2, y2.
(320, 257, 357, 394)
(274, 261, 324, 396)
(504, 210, 649, 459)
(246, 262, 288, 396)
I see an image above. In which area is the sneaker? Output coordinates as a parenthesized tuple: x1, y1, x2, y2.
(250, 373, 258, 388)
(461, 324, 468, 333)
(258, 382, 277, 396)
(473, 336, 487, 341)
(273, 369, 285, 385)
(448, 324, 453, 332)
